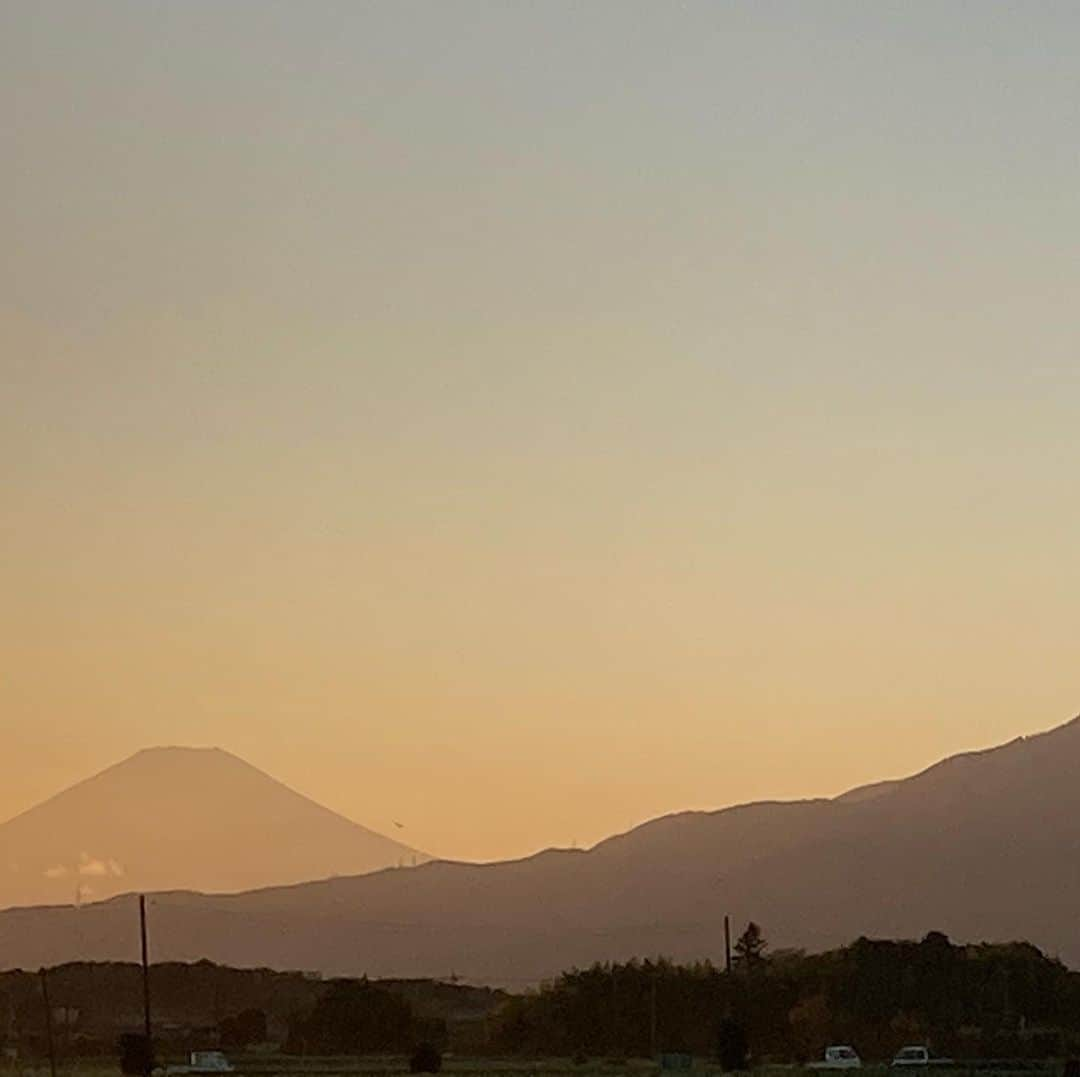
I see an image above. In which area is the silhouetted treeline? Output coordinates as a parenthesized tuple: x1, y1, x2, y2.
(284, 979, 416, 1053)
(492, 932, 1080, 1062)
(5, 936, 1080, 1064)
(0, 961, 502, 1059)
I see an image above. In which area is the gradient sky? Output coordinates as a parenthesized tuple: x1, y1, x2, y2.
(3, 1, 1079, 862)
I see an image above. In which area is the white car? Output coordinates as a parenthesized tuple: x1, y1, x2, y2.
(891, 1047, 930, 1067)
(809, 1046, 862, 1070)
(166, 1052, 235, 1075)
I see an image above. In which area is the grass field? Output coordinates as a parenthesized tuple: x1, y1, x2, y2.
(2, 1061, 1066, 1077)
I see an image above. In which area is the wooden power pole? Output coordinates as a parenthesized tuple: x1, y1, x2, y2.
(724, 914, 732, 975)
(39, 967, 57, 1077)
(139, 895, 153, 1077)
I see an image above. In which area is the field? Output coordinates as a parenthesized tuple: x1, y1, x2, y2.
(1, 1060, 1065, 1077)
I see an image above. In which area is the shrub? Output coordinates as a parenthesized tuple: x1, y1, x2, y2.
(409, 1042, 442, 1073)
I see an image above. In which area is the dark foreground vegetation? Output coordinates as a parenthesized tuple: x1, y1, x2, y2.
(495, 930, 1080, 1063)
(3, 930, 1080, 1067)
(0, 963, 501, 1059)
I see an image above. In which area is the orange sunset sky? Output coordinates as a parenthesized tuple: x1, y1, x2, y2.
(3, 2, 1078, 861)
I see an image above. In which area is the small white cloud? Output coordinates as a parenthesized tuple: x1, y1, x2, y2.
(44, 865, 68, 879)
(75, 852, 125, 877)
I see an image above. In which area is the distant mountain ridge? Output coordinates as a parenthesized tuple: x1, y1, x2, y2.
(0, 746, 426, 909)
(1, 718, 1078, 986)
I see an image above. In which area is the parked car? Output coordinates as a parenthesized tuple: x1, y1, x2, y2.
(892, 1047, 931, 1067)
(891, 1046, 953, 1068)
(809, 1045, 862, 1069)
(166, 1052, 234, 1075)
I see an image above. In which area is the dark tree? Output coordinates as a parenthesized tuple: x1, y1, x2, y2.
(220, 1008, 267, 1048)
(409, 1042, 442, 1073)
(286, 979, 413, 1054)
(118, 1034, 154, 1076)
(733, 923, 767, 970)
(716, 1016, 748, 1071)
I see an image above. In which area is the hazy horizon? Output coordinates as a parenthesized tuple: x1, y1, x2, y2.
(5, 2, 1079, 862)
(3, 714, 1075, 867)
(1, 714, 1073, 852)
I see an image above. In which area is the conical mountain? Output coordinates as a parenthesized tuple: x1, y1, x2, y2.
(2, 718, 1079, 984)
(0, 746, 425, 909)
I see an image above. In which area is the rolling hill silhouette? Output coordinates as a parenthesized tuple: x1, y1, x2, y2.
(1, 718, 1078, 984)
(0, 747, 425, 909)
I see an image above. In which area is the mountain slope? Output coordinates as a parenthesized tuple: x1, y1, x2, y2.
(1, 718, 1078, 984)
(0, 747, 425, 908)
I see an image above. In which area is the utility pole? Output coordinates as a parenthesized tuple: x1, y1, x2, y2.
(724, 915, 732, 975)
(39, 968, 57, 1077)
(139, 895, 153, 1077)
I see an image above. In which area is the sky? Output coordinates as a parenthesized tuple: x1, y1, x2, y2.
(3, 1, 1079, 862)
